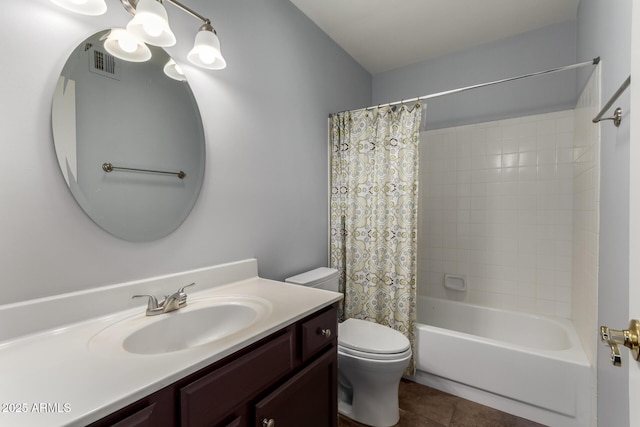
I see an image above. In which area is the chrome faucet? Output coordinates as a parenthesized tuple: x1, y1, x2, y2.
(132, 283, 196, 316)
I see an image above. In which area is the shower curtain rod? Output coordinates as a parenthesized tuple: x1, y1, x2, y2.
(340, 57, 600, 115)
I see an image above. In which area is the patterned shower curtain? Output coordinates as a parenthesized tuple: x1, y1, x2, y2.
(329, 103, 421, 374)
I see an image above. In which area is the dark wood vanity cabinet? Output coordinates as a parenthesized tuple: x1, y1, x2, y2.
(89, 303, 338, 427)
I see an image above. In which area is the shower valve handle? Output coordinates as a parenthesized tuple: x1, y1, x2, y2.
(600, 319, 640, 367)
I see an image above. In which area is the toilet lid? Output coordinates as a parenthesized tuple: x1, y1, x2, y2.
(338, 318, 410, 355)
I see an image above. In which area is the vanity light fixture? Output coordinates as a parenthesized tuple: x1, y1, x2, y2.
(163, 58, 187, 81)
(126, 0, 176, 47)
(102, 28, 152, 62)
(49, 0, 227, 70)
(187, 22, 226, 70)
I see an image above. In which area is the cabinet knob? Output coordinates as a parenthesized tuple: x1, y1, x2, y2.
(262, 418, 275, 427)
(320, 328, 331, 338)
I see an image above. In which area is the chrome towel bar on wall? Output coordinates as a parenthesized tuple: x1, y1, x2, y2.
(593, 75, 631, 127)
(102, 162, 186, 179)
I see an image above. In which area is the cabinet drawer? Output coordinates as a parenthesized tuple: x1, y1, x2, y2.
(301, 307, 337, 361)
(180, 331, 294, 427)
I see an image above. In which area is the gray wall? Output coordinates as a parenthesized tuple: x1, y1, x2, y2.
(577, 0, 632, 425)
(0, 0, 370, 305)
(373, 21, 579, 130)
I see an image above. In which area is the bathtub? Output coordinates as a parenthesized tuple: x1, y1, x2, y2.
(412, 296, 592, 427)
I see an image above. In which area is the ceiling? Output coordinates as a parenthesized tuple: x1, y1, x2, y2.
(289, 0, 581, 74)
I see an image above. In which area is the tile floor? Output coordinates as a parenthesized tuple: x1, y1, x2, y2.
(337, 379, 547, 427)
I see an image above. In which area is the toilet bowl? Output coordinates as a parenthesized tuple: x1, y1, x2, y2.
(285, 268, 411, 427)
(337, 318, 411, 427)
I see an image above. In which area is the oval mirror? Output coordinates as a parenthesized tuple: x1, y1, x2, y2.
(52, 29, 205, 242)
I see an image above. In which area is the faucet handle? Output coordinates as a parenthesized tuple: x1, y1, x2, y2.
(132, 294, 160, 310)
(178, 282, 196, 294)
(173, 283, 195, 309)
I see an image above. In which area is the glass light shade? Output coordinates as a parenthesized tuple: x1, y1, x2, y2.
(49, 0, 107, 16)
(164, 59, 187, 81)
(126, 0, 176, 47)
(103, 29, 152, 63)
(187, 28, 227, 70)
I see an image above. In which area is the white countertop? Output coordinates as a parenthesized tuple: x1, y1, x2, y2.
(0, 261, 342, 427)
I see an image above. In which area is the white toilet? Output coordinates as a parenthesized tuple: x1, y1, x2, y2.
(285, 268, 411, 427)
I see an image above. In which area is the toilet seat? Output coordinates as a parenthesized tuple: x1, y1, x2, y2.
(338, 345, 412, 361)
(339, 318, 411, 361)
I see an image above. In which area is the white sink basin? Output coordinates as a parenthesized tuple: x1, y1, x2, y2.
(90, 296, 271, 355)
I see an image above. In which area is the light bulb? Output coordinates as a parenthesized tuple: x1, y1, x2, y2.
(103, 28, 152, 62)
(163, 59, 186, 81)
(118, 36, 138, 53)
(126, 0, 175, 47)
(199, 50, 216, 65)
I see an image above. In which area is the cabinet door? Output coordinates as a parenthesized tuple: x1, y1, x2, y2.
(255, 349, 337, 427)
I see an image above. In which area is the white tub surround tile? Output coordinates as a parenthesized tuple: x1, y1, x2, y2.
(418, 111, 575, 317)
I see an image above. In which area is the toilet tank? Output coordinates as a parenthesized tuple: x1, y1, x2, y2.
(285, 267, 340, 292)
